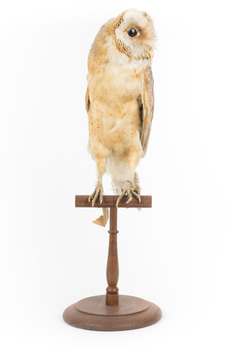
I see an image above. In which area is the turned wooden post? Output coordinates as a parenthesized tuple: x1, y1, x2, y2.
(63, 195, 162, 331)
(106, 207, 119, 306)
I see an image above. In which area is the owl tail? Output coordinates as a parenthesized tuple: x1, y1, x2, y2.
(93, 208, 109, 227)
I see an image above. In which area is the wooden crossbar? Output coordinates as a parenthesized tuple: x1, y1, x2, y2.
(75, 195, 152, 208)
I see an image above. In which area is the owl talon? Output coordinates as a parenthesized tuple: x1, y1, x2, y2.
(116, 183, 141, 207)
(126, 196, 133, 204)
(89, 183, 103, 206)
(132, 190, 141, 202)
(126, 189, 133, 204)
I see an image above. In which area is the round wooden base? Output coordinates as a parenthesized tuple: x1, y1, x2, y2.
(63, 295, 162, 331)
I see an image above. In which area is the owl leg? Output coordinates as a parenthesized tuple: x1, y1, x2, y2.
(88, 157, 107, 206)
(116, 151, 141, 207)
(133, 172, 141, 195)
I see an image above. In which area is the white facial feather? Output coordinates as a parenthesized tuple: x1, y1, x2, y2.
(115, 8, 156, 59)
(105, 36, 151, 71)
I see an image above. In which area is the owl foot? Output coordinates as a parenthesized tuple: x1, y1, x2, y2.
(116, 182, 141, 208)
(88, 183, 103, 207)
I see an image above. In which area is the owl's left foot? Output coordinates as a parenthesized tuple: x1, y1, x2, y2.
(116, 182, 141, 208)
(88, 183, 103, 207)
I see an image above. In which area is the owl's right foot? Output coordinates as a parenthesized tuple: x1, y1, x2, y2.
(116, 181, 141, 208)
(88, 183, 103, 207)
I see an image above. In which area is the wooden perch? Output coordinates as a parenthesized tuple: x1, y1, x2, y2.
(75, 195, 152, 208)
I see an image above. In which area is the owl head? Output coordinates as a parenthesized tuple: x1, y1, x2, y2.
(111, 9, 156, 60)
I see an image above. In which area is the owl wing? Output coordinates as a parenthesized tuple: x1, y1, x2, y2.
(140, 67, 154, 156)
(85, 86, 90, 112)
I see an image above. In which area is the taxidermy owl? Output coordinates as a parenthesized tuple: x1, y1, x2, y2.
(86, 9, 156, 226)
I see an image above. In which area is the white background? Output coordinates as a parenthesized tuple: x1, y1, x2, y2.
(1, 0, 233, 349)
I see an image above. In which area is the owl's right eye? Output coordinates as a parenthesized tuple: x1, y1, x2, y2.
(127, 28, 138, 37)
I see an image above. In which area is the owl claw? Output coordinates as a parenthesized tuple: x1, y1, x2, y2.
(88, 183, 103, 206)
(132, 189, 141, 202)
(126, 196, 133, 204)
(116, 183, 141, 207)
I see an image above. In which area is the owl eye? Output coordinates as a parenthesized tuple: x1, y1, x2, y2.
(127, 28, 138, 37)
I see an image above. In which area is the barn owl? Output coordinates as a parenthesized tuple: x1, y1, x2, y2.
(86, 9, 156, 226)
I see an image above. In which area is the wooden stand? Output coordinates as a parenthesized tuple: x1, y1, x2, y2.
(63, 195, 162, 331)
